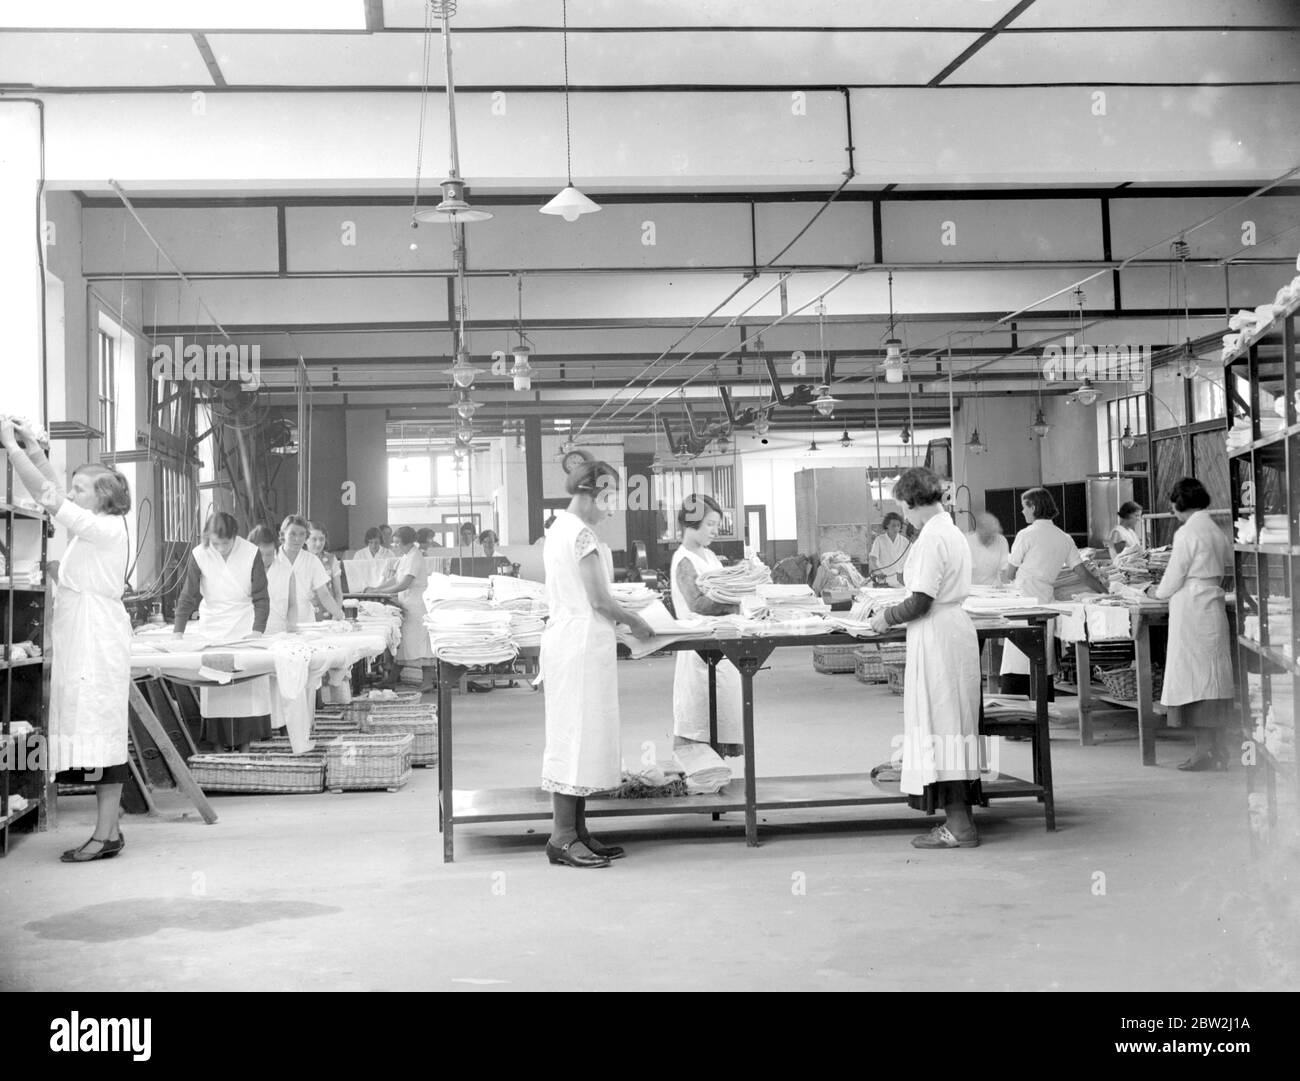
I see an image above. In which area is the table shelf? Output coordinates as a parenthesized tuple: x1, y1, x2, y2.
(1238, 635, 1298, 674)
(1227, 423, 1300, 458)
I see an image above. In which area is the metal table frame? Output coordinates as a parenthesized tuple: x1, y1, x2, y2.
(437, 613, 1056, 862)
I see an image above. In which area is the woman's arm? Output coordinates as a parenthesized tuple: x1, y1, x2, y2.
(811, 567, 831, 594)
(842, 561, 867, 589)
(370, 574, 415, 596)
(1, 419, 63, 509)
(579, 552, 653, 637)
(250, 557, 269, 634)
(676, 558, 737, 616)
(172, 555, 202, 633)
(314, 584, 345, 620)
(884, 591, 934, 626)
(1152, 531, 1192, 602)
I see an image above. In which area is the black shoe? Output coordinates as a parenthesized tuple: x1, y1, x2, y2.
(545, 839, 611, 868)
(60, 836, 124, 863)
(1177, 752, 1226, 772)
(580, 835, 625, 860)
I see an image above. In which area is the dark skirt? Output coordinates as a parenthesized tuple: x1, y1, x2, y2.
(57, 764, 130, 785)
(202, 714, 272, 747)
(998, 673, 1056, 702)
(907, 778, 985, 814)
(1167, 698, 1233, 730)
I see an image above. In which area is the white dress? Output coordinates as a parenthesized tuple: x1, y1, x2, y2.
(900, 513, 983, 796)
(394, 547, 433, 666)
(966, 531, 1010, 587)
(1000, 519, 1082, 676)
(1154, 510, 1234, 708)
(266, 548, 329, 634)
(1108, 523, 1143, 554)
(350, 546, 396, 590)
(48, 502, 132, 772)
(191, 537, 272, 716)
(670, 545, 742, 745)
(870, 532, 912, 587)
(540, 510, 621, 796)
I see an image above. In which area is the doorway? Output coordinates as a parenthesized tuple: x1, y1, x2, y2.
(744, 504, 768, 562)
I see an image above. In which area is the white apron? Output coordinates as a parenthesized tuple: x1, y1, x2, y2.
(670, 545, 742, 744)
(1155, 511, 1234, 707)
(192, 537, 272, 717)
(48, 503, 133, 772)
(394, 548, 433, 666)
(540, 511, 621, 795)
(1001, 520, 1075, 677)
(899, 514, 984, 795)
(266, 548, 325, 635)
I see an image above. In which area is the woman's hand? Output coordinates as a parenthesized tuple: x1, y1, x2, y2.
(868, 610, 891, 634)
(249, 630, 264, 638)
(0, 417, 16, 447)
(624, 614, 655, 640)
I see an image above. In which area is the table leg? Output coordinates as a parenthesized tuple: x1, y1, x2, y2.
(438, 662, 456, 862)
(1135, 620, 1157, 766)
(1075, 640, 1094, 746)
(707, 653, 721, 822)
(738, 659, 759, 847)
(1035, 638, 1056, 831)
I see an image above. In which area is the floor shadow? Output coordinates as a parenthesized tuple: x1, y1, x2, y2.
(25, 898, 343, 943)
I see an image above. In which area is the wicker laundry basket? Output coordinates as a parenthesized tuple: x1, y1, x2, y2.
(813, 643, 860, 674)
(854, 644, 907, 683)
(360, 704, 438, 767)
(1095, 663, 1164, 701)
(188, 752, 326, 794)
(883, 660, 907, 696)
(325, 733, 413, 792)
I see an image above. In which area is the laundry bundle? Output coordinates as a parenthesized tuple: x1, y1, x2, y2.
(353, 600, 403, 650)
(505, 608, 547, 649)
(424, 599, 517, 666)
(610, 582, 657, 610)
(671, 740, 732, 795)
(424, 573, 492, 606)
(756, 582, 829, 619)
(489, 575, 545, 603)
(961, 586, 1040, 615)
(696, 560, 774, 604)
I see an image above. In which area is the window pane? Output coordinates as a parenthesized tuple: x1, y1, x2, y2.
(1192, 368, 1226, 424)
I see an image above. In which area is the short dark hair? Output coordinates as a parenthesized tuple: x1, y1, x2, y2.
(380, 523, 391, 531)
(881, 511, 905, 529)
(416, 528, 435, 545)
(1021, 487, 1058, 520)
(892, 467, 944, 509)
(565, 459, 620, 497)
(364, 527, 382, 543)
(678, 493, 725, 529)
(394, 525, 417, 546)
(1118, 501, 1142, 519)
(204, 510, 239, 542)
(460, 521, 477, 536)
(279, 514, 310, 537)
(1168, 477, 1211, 512)
(478, 529, 498, 544)
(307, 520, 329, 541)
(73, 464, 131, 516)
(248, 524, 277, 547)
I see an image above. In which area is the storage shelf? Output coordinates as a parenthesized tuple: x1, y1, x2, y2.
(1235, 543, 1300, 556)
(1238, 635, 1298, 674)
(0, 797, 40, 831)
(1222, 295, 1300, 366)
(0, 502, 46, 521)
(0, 657, 44, 671)
(1227, 423, 1300, 458)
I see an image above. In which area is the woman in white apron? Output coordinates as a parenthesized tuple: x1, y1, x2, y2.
(670, 494, 743, 758)
(540, 460, 653, 868)
(1150, 478, 1234, 770)
(869, 512, 912, 587)
(1000, 487, 1106, 696)
(349, 527, 395, 591)
(2, 418, 132, 863)
(1107, 501, 1145, 561)
(869, 467, 984, 849)
(307, 521, 343, 612)
(266, 515, 344, 633)
(367, 526, 436, 692)
(173, 511, 271, 750)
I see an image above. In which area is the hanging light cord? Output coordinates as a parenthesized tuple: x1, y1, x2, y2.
(410, 0, 435, 223)
(561, 0, 574, 186)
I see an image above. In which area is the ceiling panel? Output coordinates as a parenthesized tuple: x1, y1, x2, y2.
(0, 0, 366, 31)
(206, 28, 976, 86)
(383, 0, 1021, 30)
(948, 29, 1300, 83)
(0, 32, 211, 86)
(1008, 0, 1300, 29)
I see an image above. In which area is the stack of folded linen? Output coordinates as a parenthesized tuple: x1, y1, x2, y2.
(610, 582, 657, 610)
(1258, 514, 1292, 546)
(505, 608, 546, 649)
(424, 600, 517, 666)
(757, 583, 828, 619)
(1227, 414, 1284, 451)
(423, 573, 491, 608)
(671, 740, 732, 794)
(961, 587, 1039, 616)
(355, 600, 403, 649)
(697, 560, 774, 604)
(490, 575, 545, 603)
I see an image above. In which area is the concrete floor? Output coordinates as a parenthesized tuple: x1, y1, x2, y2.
(2, 648, 1297, 992)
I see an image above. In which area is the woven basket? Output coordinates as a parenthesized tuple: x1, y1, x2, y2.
(813, 643, 861, 674)
(360, 705, 438, 767)
(1095, 663, 1164, 701)
(189, 752, 325, 794)
(325, 733, 413, 792)
(854, 644, 907, 683)
(883, 660, 907, 696)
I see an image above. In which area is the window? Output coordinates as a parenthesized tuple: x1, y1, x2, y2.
(1105, 395, 1148, 473)
(159, 460, 197, 543)
(434, 454, 470, 496)
(654, 464, 735, 541)
(389, 454, 433, 500)
(97, 329, 116, 451)
(1191, 368, 1226, 424)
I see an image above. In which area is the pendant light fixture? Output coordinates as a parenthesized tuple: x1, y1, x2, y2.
(1072, 379, 1100, 407)
(807, 436, 821, 454)
(412, 2, 492, 224)
(882, 272, 905, 384)
(1171, 238, 1201, 379)
(1121, 425, 1137, 450)
(964, 379, 989, 455)
(899, 424, 912, 445)
(753, 411, 771, 437)
(1030, 409, 1051, 438)
(650, 407, 665, 474)
(450, 392, 479, 422)
(511, 275, 535, 391)
(839, 425, 854, 448)
(540, 0, 601, 222)
(810, 302, 840, 418)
